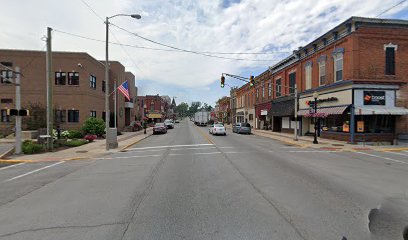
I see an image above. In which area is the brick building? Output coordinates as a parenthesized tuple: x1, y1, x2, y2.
(231, 16, 408, 143)
(136, 95, 168, 123)
(216, 96, 231, 124)
(0, 49, 137, 135)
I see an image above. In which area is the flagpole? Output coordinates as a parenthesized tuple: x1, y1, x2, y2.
(114, 80, 117, 129)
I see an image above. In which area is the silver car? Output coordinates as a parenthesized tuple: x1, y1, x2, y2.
(233, 123, 251, 134)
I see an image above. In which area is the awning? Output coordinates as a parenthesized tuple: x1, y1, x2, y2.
(147, 113, 162, 119)
(355, 106, 408, 115)
(298, 105, 349, 117)
(236, 111, 244, 116)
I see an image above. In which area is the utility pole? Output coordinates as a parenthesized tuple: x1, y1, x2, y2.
(294, 85, 298, 141)
(15, 67, 22, 154)
(114, 80, 117, 129)
(46, 27, 53, 150)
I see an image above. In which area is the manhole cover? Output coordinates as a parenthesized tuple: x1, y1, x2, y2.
(76, 150, 88, 153)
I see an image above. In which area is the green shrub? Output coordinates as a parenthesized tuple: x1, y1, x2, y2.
(82, 117, 105, 136)
(64, 139, 88, 147)
(67, 130, 83, 139)
(22, 140, 45, 154)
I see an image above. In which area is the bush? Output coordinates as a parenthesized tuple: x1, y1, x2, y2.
(22, 140, 45, 154)
(64, 139, 88, 147)
(84, 134, 97, 142)
(82, 117, 105, 136)
(67, 130, 83, 139)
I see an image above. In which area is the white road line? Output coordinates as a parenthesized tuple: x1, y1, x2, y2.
(128, 143, 214, 151)
(218, 147, 234, 149)
(4, 161, 65, 182)
(127, 149, 166, 153)
(168, 152, 222, 156)
(386, 151, 408, 157)
(355, 152, 408, 165)
(288, 150, 338, 153)
(0, 162, 25, 171)
(170, 147, 217, 151)
(95, 155, 162, 160)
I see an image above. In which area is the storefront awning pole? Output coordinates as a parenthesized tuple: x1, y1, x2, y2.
(350, 104, 355, 144)
(294, 86, 298, 141)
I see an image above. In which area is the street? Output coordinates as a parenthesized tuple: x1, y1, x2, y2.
(0, 119, 408, 240)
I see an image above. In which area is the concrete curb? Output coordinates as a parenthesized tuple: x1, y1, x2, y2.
(0, 159, 33, 163)
(120, 133, 152, 152)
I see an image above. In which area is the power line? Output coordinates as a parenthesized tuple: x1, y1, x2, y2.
(79, 0, 104, 21)
(53, 28, 282, 62)
(376, 0, 407, 17)
(110, 23, 281, 62)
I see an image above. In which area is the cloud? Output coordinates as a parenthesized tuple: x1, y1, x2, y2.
(1, 0, 408, 105)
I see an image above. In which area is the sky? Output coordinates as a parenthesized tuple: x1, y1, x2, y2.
(1, 0, 408, 107)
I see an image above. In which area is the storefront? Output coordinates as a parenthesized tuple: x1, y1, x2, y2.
(269, 96, 297, 133)
(147, 112, 164, 123)
(298, 82, 408, 144)
(235, 110, 245, 123)
(255, 101, 272, 129)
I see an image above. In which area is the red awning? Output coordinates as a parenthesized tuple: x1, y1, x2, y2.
(298, 105, 349, 117)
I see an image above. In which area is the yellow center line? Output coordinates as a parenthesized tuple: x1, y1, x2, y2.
(194, 125, 215, 144)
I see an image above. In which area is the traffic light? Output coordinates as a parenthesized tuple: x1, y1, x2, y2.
(249, 75, 255, 86)
(220, 75, 225, 88)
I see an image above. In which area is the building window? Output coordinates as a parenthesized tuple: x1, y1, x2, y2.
(289, 72, 296, 94)
(55, 110, 66, 123)
(1, 99, 12, 104)
(276, 78, 281, 97)
(68, 72, 79, 85)
(249, 114, 253, 121)
(89, 75, 96, 89)
(385, 47, 396, 75)
(0, 70, 13, 84)
(305, 64, 312, 90)
(55, 72, 66, 85)
(256, 89, 259, 102)
(333, 53, 343, 81)
(319, 61, 326, 85)
(102, 80, 106, 92)
(150, 102, 155, 111)
(262, 85, 265, 100)
(268, 82, 272, 98)
(67, 110, 79, 122)
(90, 111, 96, 118)
(1, 109, 10, 122)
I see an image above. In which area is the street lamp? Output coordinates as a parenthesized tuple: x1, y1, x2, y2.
(105, 13, 141, 150)
(313, 91, 319, 144)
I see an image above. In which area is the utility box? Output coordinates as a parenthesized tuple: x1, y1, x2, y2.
(107, 128, 118, 149)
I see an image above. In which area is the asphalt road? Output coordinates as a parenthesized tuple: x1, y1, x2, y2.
(0, 119, 407, 240)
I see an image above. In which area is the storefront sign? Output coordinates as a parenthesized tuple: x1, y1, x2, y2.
(261, 110, 268, 116)
(357, 121, 364, 132)
(363, 91, 385, 105)
(306, 97, 338, 106)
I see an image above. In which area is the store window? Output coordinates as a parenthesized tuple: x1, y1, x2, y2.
(67, 110, 79, 122)
(305, 63, 312, 90)
(55, 72, 66, 85)
(276, 78, 281, 97)
(289, 72, 296, 94)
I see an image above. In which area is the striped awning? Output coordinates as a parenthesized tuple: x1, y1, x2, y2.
(298, 105, 349, 117)
(355, 106, 408, 115)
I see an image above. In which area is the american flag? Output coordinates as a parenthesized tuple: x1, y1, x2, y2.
(118, 80, 130, 101)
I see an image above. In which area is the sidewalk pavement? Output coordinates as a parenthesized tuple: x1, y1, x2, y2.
(0, 129, 152, 163)
(225, 124, 408, 152)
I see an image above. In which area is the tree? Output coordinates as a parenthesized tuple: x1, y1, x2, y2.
(188, 102, 201, 116)
(176, 102, 189, 117)
(82, 117, 105, 136)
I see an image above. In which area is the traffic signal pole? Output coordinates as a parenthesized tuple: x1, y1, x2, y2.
(46, 27, 53, 150)
(15, 67, 22, 154)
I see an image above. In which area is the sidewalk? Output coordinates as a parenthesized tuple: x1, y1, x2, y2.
(1, 129, 152, 163)
(226, 124, 408, 152)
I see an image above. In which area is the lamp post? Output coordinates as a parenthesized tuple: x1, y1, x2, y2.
(105, 13, 141, 150)
(313, 91, 319, 144)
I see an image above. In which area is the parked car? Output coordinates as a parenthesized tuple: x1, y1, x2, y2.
(210, 123, 226, 136)
(233, 123, 251, 134)
(164, 119, 174, 129)
(153, 122, 167, 134)
(208, 123, 214, 134)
